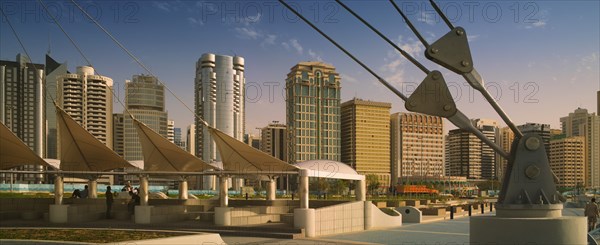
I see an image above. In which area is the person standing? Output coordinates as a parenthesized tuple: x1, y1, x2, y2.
(585, 197, 600, 232)
(105, 186, 114, 219)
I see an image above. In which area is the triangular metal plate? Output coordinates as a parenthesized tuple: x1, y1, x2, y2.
(405, 70, 457, 118)
(425, 27, 474, 74)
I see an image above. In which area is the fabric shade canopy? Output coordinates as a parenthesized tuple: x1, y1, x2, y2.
(56, 105, 134, 171)
(0, 122, 51, 170)
(208, 127, 298, 173)
(134, 118, 218, 172)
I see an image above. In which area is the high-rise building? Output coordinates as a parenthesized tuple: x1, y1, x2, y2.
(244, 134, 261, 149)
(174, 127, 185, 149)
(260, 121, 287, 162)
(341, 98, 392, 188)
(45, 54, 68, 159)
(167, 120, 175, 143)
(472, 119, 499, 180)
(0, 54, 45, 184)
(123, 75, 168, 161)
(113, 113, 124, 157)
(58, 66, 113, 147)
(186, 124, 195, 155)
(560, 108, 600, 188)
(518, 122, 551, 157)
(549, 135, 585, 188)
(391, 112, 444, 186)
(445, 129, 482, 179)
(57, 66, 114, 184)
(195, 53, 245, 190)
(496, 127, 515, 180)
(113, 113, 125, 184)
(286, 61, 341, 163)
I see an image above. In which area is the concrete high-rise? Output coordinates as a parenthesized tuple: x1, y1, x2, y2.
(286, 61, 341, 163)
(123, 75, 168, 161)
(113, 113, 124, 157)
(391, 112, 445, 186)
(260, 121, 287, 162)
(58, 66, 113, 148)
(174, 127, 185, 149)
(560, 108, 600, 188)
(445, 129, 482, 179)
(45, 54, 68, 159)
(496, 127, 515, 180)
(549, 135, 585, 188)
(472, 119, 499, 180)
(341, 98, 391, 188)
(0, 54, 45, 184)
(186, 124, 195, 155)
(167, 120, 175, 143)
(195, 53, 245, 190)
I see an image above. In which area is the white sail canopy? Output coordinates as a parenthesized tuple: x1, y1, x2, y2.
(0, 122, 51, 170)
(56, 105, 133, 171)
(208, 127, 298, 173)
(134, 118, 218, 172)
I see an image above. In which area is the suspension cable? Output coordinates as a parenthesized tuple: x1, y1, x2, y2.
(69, 0, 208, 127)
(335, 0, 429, 74)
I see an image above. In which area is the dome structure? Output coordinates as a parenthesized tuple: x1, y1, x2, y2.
(293, 160, 365, 180)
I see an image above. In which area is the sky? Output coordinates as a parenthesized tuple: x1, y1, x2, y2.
(1, 0, 599, 136)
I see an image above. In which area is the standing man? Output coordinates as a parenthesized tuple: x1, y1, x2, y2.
(585, 198, 600, 232)
(105, 186, 114, 219)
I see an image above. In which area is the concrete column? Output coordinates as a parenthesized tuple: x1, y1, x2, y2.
(356, 178, 366, 201)
(179, 177, 188, 200)
(267, 178, 276, 201)
(88, 179, 98, 198)
(299, 169, 309, 209)
(219, 176, 228, 207)
(139, 175, 149, 206)
(54, 175, 63, 205)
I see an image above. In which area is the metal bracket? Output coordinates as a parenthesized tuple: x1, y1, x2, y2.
(499, 134, 559, 205)
(405, 70, 457, 118)
(426, 27, 474, 74)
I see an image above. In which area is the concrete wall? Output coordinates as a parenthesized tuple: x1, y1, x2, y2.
(395, 206, 422, 223)
(0, 198, 53, 220)
(314, 201, 364, 236)
(365, 202, 402, 229)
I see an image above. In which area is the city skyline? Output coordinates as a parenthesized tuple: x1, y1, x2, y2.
(1, 1, 598, 133)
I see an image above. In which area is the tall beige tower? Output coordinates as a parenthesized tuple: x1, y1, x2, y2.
(390, 112, 444, 185)
(549, 135, 585, 188)
(496, 127, 514, 180)
(560, 108, 600, 188)
(58, 66, 113, 148)
(445, 129, 482, 179)
(341, 98, 391, 188)
(286, 61, 341, 163)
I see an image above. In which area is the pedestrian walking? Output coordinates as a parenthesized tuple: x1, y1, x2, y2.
(584, 197, 600, 232)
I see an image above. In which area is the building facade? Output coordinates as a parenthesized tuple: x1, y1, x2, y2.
(560, 108, 600, 188)
(445, 129, 482, 179)
(186, 124, 195, 155)
(174, 127, 185, 149)
(391, 112, 444, 186)
(0, 54, 45, 184)
(58, 66, 113, 148)
(123, 75, 168, 161)
(472, 119, 499, 180)
(113, 113, 124, 157)
(45, 54, 68, 159)
(167, 120, 175, 143)
(549, 135, 585, 188)
(260, 122, 287, 162)
(341, 98, 391, 188)
(194, 53, 245, 190)
(496, 126, 515, 181)
(286, 61, 341, 163)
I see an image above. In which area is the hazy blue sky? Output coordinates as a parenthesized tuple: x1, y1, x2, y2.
(1, 0, 599, 135)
